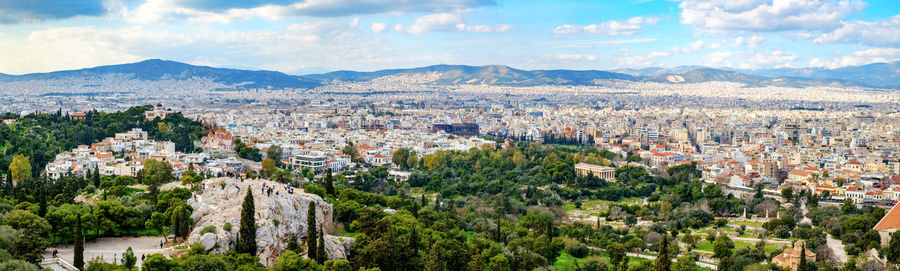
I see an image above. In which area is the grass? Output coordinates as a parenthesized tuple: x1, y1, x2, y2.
(729, 220, 764, 227)
(340, 228, 360, 238)
(553, 250, 650, 271)
(123, 187, 145, 196)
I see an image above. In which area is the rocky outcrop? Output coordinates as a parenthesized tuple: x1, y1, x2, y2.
(185, 177, 352, 266)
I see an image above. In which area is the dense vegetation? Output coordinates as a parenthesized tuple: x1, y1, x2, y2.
(0, 105, 208, 175)
(0, 109, 896, 271)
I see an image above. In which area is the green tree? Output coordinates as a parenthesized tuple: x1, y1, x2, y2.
(406, 150, 418, 169)
(672, 254, 695, 271)
(170, 204, 192, 241)
(272, 250, 318, 271)
(324, 169, 335, 195)
(180, 169, 203, 187)
(74, 215, 84, 270)
(123, 246, 137, 270)
(266, 145, 283, 162)
(142, 159, 174, 201)
(145, 212, 168, 237)
(655, 234, 670, 271)
(426, 243, 446, 271)
(2, 210, 51, 236)
(8, 154, 31, 185)
(781, 187, 794, 202)
(342, 143, 358, 162)
(887, 230, 900, 264)
(261, 158, 277, 178)
(236, 189, 257, 255)
(93, 165, 101, 187)
(798, 243, 808, 271)
(307, 201, 318, 261)
(13, 228, 49, 264)
(392, 149, 409, 169)
(713, 233, 733, 259)
(142, 254, 178, 271)
(316, 226, 326, 263)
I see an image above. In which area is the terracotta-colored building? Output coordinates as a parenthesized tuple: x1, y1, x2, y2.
(874, 202, 900, 246)
(772, 240, 816, 271)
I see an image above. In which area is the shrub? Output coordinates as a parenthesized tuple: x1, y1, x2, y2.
(199, 226, 216, 235)
(223, 223, 232, 232)
(567, 243, 590, 258)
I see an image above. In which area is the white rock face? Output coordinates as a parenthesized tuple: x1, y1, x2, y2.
(200, 232, 217, 251)
(185, 177, 351, 266)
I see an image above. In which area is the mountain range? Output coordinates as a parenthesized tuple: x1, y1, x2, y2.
(1, 59, 899, 90)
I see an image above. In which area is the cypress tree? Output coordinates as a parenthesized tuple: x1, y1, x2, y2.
(324, 169, 335, 195)
(74, 215, 84, 270)
(316, 226, 326, 263)
(655, 234, 670, 271)
(307, 201, 318, 260)
(93, 165, 101, 187)
(799, 243, 807, 271)
(236, 189, 257, 255)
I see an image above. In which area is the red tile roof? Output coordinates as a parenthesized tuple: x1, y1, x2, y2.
(874, 202, 900, 230)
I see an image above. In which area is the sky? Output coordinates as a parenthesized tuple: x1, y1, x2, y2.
(0, 0, 899, 75)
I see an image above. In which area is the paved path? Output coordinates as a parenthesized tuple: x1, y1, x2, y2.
(826, 234, 849, 264)
(624, 252, 718, 270)
(44, 236, 173, 269)
(732, 236, 792, 244)
(800, 200, 813, 226)
(588, 246, 718, 270)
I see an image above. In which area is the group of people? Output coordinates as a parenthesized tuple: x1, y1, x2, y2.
(261, 181, 296, 197)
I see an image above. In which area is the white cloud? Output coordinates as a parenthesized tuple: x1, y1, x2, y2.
(815, 15, 900, 46)
(553, 17, 659, 35)
(556, 54, 597, 61)
(809, 48, 900, 69)
(747, 35, 765, 49)
(0, 19, 403, 74)
(395, 12, 513, 34)
(370, 22, 387, 32)
(120, 0, 498, 24)
(670, 40, 705, 53)
(616, 49, 671, 67)
(679, 0, 866, 34)
(748, 50, 796, 67)
(458, 24, 514, 33)
(404, 13, 463, 34)
(0, 26, 187, 74)
(350, 17, 360, 27)
(698, 50, 796, 68)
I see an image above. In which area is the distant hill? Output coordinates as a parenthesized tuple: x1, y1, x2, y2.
(746, 62, 900, 88)
(306, 64, 637, 85)
(0, 59, 320, 89)
(3, 59, 900, 90)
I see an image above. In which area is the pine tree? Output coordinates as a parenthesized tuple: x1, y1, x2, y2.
(655, 234, 670, 271)
(324, 169, 335, 195)
(74, 215, 84, 270)
(307, 201, 318, 260)
(236, 189, 257, 255)
(316, 226, 326, 263)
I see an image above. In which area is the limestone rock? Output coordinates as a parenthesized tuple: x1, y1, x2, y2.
(200, 232, 217, 251)
(324, 235, 355, 260)
(185, 177, 352, 266)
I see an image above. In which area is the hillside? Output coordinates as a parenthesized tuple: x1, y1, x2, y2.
(0, 59, 320, 89)
(3, 59, 900, 89)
